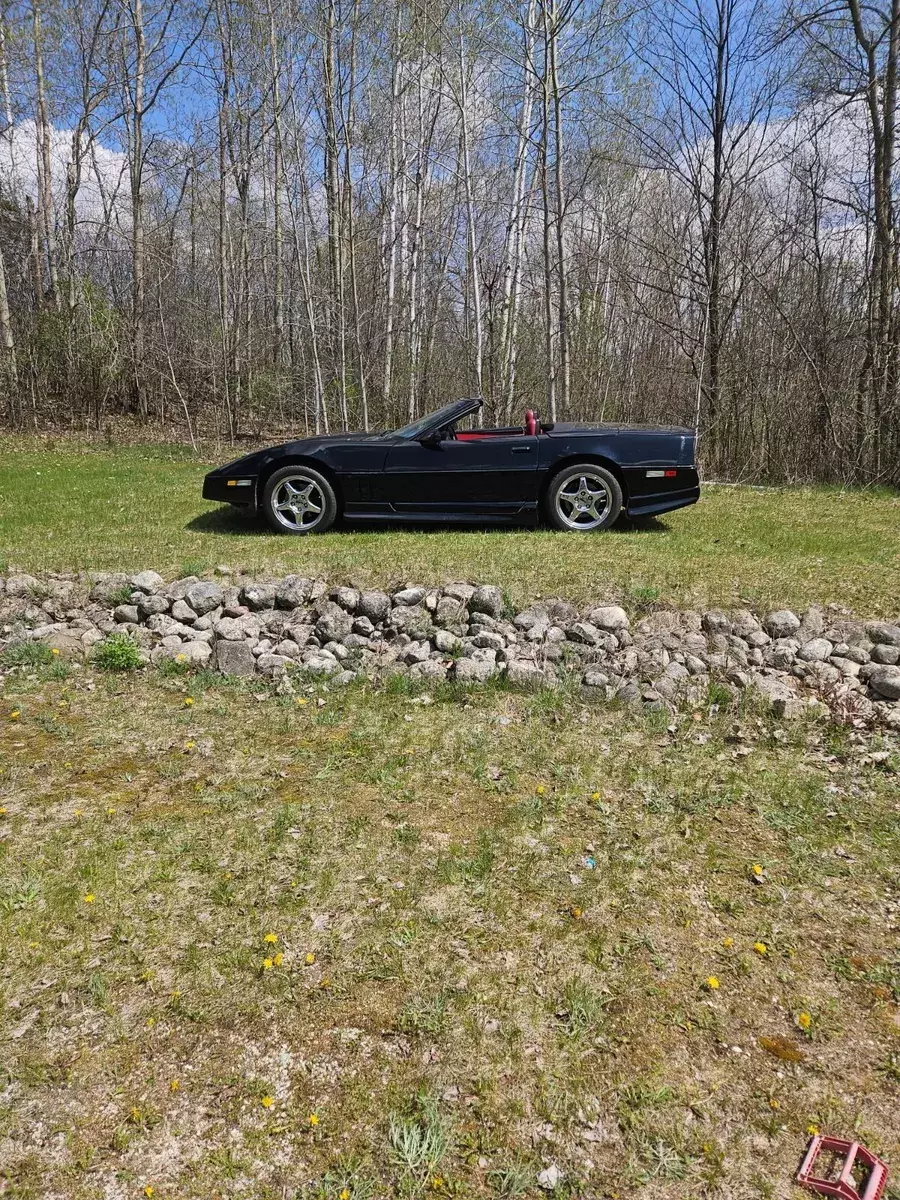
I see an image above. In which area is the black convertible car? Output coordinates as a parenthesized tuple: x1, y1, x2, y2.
(202, 397, 699, 535)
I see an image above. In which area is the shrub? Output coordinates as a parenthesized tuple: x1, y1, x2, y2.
(92, 633, 143, 672)
(107, 584, 136, 607)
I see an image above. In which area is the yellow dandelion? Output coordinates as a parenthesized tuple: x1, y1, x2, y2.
(74, 808, 83, 817)
(769, 1099, 780, 1110)
(0, 806, 6, 815)
(130, 1106, 141, 1123)
(340, 1190, 351, 1200)
(106, 806, 116, 815)
(591, 791, 601, 801)
(185, 740, 195, 750)
(184, 697, 194, 707)
(752, 863, 764, 875)
(264, 932, 278, 944)
(52, 647, 60, 656)
(753, 941, 768, 956)
(28, 940, 40, 949)
(169, 1079, 180, 1092)
(146, 1017, 155, 1028)
(305, 952, 316, 965)
(83, 893, 95, 904)
(261, 1095, 274, 1108)
(262, 957, 273, 970)
(171, 990, 181, 999)
(144, 1187, 154, 1198)
(320, 977, 331, 988)
(10, 710, 20, 719)
(176, 654, 186, 663)
(722, 937, 734, 948)
(273, 952, 284, 967)
(296, 697, 308, 706)
(797, 1011, 812, 1031)
(807, 1124, 819, 1136)
(536, 784, 545, 796)
(308, 1113, 319, 1127)
(431, 1177, 444, 1191)
(706, 976, 720, 990)
(570, 905, 583, 919)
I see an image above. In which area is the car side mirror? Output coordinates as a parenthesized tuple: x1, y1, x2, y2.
(418, 429, 444, 448)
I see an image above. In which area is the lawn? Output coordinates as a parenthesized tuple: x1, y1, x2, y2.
(0, 435, 899, 613)
(1, 662, 898, 1197)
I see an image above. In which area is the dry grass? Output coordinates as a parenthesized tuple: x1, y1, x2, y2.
(1, 435, 899, 613)
(1, 662, 898, 1198)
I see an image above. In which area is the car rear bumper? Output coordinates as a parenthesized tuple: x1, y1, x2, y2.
(202, 473, 258, 505)
(626, 483, 700, 518)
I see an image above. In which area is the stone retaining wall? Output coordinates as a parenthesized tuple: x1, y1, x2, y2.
(2, 570, 899, 728)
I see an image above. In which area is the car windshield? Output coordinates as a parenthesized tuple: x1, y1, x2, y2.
(389, 401, 472, 440)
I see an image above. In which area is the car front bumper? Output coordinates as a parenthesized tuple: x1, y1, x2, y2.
(202, 473, 258, 505)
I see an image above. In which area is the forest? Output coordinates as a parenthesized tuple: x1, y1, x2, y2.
(0, 0, 899, 484)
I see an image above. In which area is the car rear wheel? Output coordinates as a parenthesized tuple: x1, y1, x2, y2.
(262, 465, 338, 535)
(545, 463, 622, 532)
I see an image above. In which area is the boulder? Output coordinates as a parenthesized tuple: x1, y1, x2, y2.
(393, 586, 427, 607)
(867, 621, 900, 647)
(316, 602, 353, 642)
(765, 609, 801, 638)
(469, 584, 504, 618)
(701, 609, 732, 635)
(137, 594, 170, 618)
(453, 657, 497, 683)
(241, 582, 276, 611)
(88, 573, 129, 604)
(114, 604, 140, 624)
(130, 570, 164, 594)
(187, 581, 225, 615)
(752, 674, 804, 718)
(583, 668, 610, 688)
(171, 599, 197, 624)
(5, 573, 40, 598)
(567, 621, 603, 646)
(165, 576, 200, 600)
(869, 665, 900, 700)
(506, 659, 547, 689)
(39, 630, 84, 659)
(275, 575, 312, 609)
(357, 590, 391, 623)
(331, 586, 360, 612)
(871, 644, 900, 665)
(588, 605, 630, 632)
(798, 638, 833, 663)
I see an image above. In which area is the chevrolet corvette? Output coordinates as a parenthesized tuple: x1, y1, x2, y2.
(202, 397, 700, 534)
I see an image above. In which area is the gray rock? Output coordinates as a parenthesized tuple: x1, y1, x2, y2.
(241, 582, 276, 611)
(731, 609, 762, 638)
(469, 584, 504, 618)
(685, 654, 708, 675)
(322, 640, 350, 661)
(753, 674, 804, 718)
(867, 621, 900, 647)
(38, 629, 84, 659)
(473, 631, 505, 652)
(187, 581, 225, 615)
(765, 609, 801, 638)
(387, 605, 433, 639)
(114, 604, 140, 624)
(357, 590, 391, 623)
(130, 570, 165, 594)
(138, 593, 170, 617)
(872, 644, 900, 665)
(434, 629, 462, 654)
(798, 606, 826, 640)
(5, 573, 40, 597)
(402, 641, 431, 664)
(333, 669, 358, 686)
(213, 616, 245, 641)
(276, 575, 312, 609)
(88, 573, 130, 604)
(174, 640, 212, 666)
(453, 657, 497, 683)
(701, 609, 732, 635)
(506, 659, 547, 689)
(434, 596, 465, 627)
(442, 581, 475, 603)
(287, 624, 315, 648)
(588, 605, 630, 632)
(257, 653, 293, 675)
(582, 668, 610, 688)
(352, 615, 375, 635)
(869, 665, 900, 700)
(303, 652, 339, 676)
(799, 637, 833, 663)
(514, 604, 550, 631)
(165, 576, 200, 600)
(567, 621, 603, 647)
(316, 602, 353, 642)
(393, 586, 427, 606)
(331, 586, 360, 612)
(409, 659, 448, 679)
(273, 639, 301, 659)
(171, 599, 197, 624)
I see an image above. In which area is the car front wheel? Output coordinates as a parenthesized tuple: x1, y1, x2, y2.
(262, 465, 338, 535)
(545, 463, 622, 532)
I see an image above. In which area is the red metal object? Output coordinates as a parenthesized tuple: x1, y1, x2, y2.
(797, 1136, 888, 1200)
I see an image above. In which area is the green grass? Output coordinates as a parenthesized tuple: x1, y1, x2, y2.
(1, 664, 898, 1196)
(1, 435, 898, 612)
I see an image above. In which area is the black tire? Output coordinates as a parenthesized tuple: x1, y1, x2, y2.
(544, 463, 622, 532)
(261, 464, 338, 535)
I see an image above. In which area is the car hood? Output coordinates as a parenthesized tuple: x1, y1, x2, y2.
(208, 431, 384, 474)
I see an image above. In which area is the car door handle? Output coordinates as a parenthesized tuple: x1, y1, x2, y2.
(511, 445, 532, 454)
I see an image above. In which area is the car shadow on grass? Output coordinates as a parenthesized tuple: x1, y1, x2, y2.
(187, 506, 669, 538)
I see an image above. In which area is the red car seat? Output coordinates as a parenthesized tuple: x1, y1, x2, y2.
(525, 409, 538, 436)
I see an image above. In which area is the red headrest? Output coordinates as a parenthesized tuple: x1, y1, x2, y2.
(525, 409, 537, 436)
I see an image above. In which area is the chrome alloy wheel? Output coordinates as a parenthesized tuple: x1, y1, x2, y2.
(271, 474, 326, 531)
(554, 471, 611, 530)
